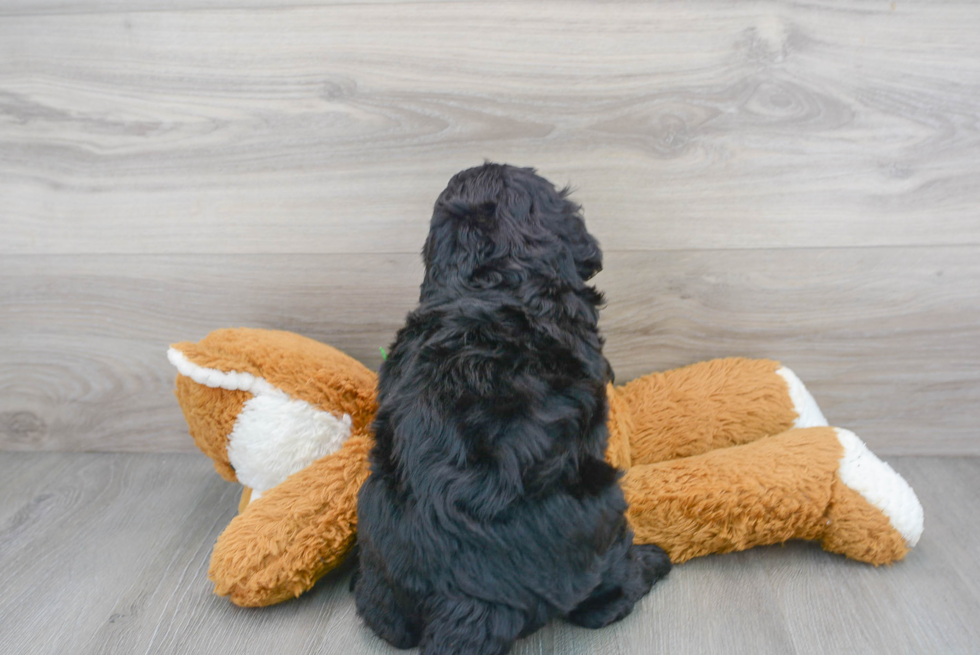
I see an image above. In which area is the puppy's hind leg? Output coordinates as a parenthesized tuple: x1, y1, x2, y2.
(352, 553, 422, 650)
(419, 595, 527, 655)
(567, 538, 671, 629)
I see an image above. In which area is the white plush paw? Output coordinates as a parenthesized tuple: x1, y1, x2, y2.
(776, 366, 829, 428)
(835, 428, 924, 547)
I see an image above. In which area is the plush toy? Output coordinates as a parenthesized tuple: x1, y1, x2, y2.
(169, 328, 923, 608)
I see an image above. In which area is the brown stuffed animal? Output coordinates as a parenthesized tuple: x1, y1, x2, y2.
(169, 328, 923, 608)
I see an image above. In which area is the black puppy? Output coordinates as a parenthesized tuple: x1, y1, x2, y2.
(353, 163, 670, 655)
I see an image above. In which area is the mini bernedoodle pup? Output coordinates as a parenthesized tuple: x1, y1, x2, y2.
(353, 163, 671, 655)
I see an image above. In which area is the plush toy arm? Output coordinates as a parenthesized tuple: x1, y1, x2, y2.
(622, 426, 923, 565)
(610, 357, 827, 467)
(169, 328, 380, 606)
(209, 432, 373, 607)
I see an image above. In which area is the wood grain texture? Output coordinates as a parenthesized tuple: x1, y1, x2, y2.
(2, 2, 978, 455)
(2, 247, 977, 454)
(603, 247, 980, 454)
(0, 0, 479, 17)
(0, 452, 976, 654)
(0, 453, 228, 655)
(2, 1, 979, 254)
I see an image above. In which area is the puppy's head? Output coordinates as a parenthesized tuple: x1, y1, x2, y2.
(422, 163, 602, 293)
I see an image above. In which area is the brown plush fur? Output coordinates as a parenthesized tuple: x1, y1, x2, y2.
(615, 357, 798, 465)
(172, 329, 912, 607)
(174, 328, 378, 431)
(209, 432, 373, 607)
(623, 427, 838, 563)
(604, 386, 634, 470)
(238, 487, 253, 514)
(174, 377, 247, 481)
(823, 478, 910, 564)
(172, 329, 379, 607)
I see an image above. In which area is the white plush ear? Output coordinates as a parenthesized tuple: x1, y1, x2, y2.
(167, 347, 353, 502)
(776, 366, 829, 428)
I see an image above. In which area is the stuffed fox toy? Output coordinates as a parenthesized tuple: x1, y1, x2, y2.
(169, 328, 923, 608)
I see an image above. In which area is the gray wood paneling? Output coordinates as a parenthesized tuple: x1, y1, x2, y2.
(2, 2, 979, 254)
(0, 453, 977, 654)
(2, 1, 978, 454)
(0, 0, 480, 17)
(2, 247, 977, 455)
(604, 247, 980, 455)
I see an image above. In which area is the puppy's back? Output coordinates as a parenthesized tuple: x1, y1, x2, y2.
(354, 163, 668, 655)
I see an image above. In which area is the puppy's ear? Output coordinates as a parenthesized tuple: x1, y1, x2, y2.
(422, 197, 500, 279)
(558, 211, 602, 282)
(441, 199, 499, 234)
(572, 230, 602, 281)
(423, 164, 507, 270)
(550, 187, 602, 282)
(435, 163, 506, 231)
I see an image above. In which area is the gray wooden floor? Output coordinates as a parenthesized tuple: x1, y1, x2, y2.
(1, 451, 977, 655)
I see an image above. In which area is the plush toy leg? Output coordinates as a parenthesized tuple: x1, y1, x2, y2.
(621, 426, 923, 565)
(208, 432, 373, 607)
(610, 357, 826, 467)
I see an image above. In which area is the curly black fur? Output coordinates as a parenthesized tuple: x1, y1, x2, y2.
(353, 163, 670, 655)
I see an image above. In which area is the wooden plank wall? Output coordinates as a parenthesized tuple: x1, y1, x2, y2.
(1, 1, 978, 455)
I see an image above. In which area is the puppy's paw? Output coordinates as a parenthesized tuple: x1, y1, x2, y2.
(567, 543, 671, 630)
(633, 543, 672, 588)
(567, 589, 635, 629)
